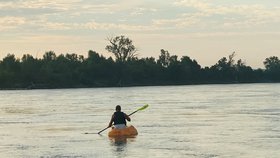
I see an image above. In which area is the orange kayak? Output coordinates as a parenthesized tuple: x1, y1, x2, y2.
(108, 125, 138, 137)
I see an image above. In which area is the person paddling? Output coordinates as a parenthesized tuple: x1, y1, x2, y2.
(108, 105, 131, 129)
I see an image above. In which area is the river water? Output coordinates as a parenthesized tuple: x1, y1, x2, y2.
(0, 83, 279, 158)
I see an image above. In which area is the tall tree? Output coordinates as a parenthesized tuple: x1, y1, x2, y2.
(21, 54, 41, 85)
(43, 51, 56, 62)
(264, 56, 280, 71)
(211, 52, 237, 81)
(157, 49, 170, 67)
(105, 35, 137, 62)
(263, 56, 280, 81)
(0, 54, 21, 87)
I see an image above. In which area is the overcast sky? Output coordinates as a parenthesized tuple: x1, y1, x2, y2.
(0, 0, 280, 68)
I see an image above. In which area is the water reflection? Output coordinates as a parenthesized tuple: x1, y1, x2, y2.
(109, 136, 136, 146)
(109, 136, 136, 156)
(110, 136, 128, 145)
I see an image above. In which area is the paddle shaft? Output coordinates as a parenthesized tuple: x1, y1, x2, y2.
(128, 110, 139, 116)
(97, 127, 110, 134)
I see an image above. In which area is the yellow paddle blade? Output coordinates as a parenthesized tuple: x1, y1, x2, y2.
(137, 104, 149, 111)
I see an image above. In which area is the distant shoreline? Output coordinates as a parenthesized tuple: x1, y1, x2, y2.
(0, 81, 278, 90)
(0, 51, 279, 89)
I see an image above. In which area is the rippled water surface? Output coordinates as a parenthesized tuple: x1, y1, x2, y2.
(0, 83, 280, 158)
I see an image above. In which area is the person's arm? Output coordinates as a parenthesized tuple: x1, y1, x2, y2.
(124, 113, 131, 122)
(108, 114, 114, 127)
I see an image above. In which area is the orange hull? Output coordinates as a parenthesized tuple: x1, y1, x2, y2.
(108, 125, 138, 137)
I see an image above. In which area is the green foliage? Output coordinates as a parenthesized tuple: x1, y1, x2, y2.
(0, 49, 279, 89)
(263, 56, 280, 81)
(105, 35, 137, 63)
(264, 56, 280, 70)
(157, 49, 170, 67)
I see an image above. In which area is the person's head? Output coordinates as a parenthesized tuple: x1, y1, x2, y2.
(116, 105, 121, 112)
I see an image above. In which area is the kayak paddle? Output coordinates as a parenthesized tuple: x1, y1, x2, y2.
(128, 104, 149, 116)
(85, 104, 149, 135)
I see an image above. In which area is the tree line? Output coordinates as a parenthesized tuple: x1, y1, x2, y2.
(0, 35, 279, 89)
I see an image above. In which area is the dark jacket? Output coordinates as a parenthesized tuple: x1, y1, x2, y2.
(113, 111, 126, 125)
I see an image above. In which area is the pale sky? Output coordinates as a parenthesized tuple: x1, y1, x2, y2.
(0, 0, 280, 68)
